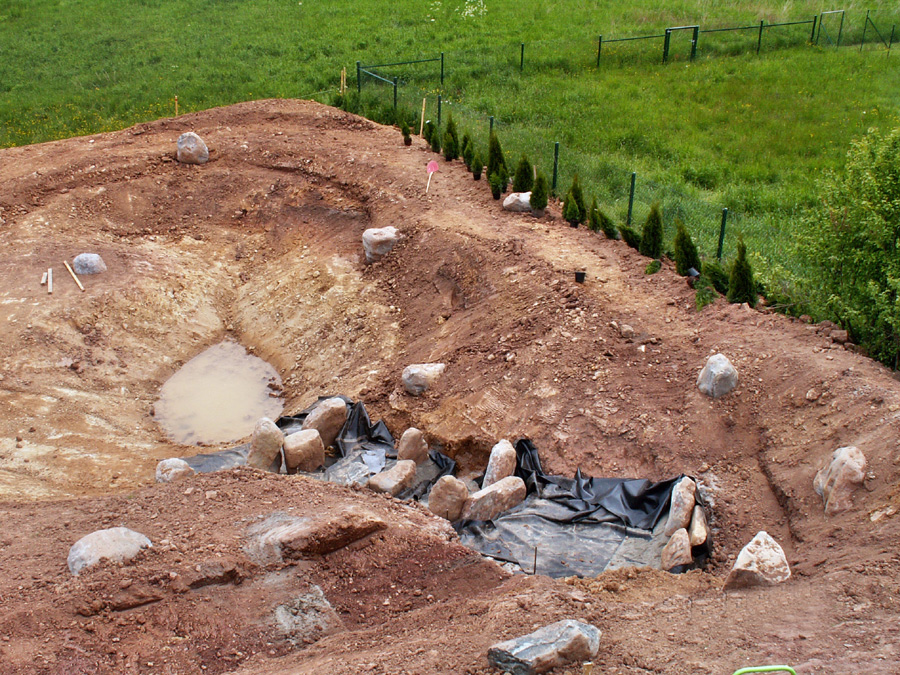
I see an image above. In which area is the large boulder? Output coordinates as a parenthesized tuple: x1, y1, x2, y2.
(283, 429, 325, 473)
(461, 476, 526, 521)
(661, 528, 693, 571)
(487, 619, 601, 675)
(402, 363, 445, 396)
(68, 527, 152, 575)
(697, 353, 739, 398)
(663, 477, 697, 537)
(367, 460, 417, 496)
(724, 531, 791, 590)
(813, 446, 867, 515)
(246, 417, 284, 472)
(300, 397, 348, 449)
(429, 475, 469, 521)
(502, 192, 532, 212)
(688, 505, 709, 547)
(483, 439, 517, 488)
(155, 458, 195, 483)
(72, 253, 107, 275)
(176, 131, 209, 165)
(396, 427, 429, 465)
(362, 226, 399, 263)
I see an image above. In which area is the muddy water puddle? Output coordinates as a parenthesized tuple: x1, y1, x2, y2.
(155, 340, 283, 445)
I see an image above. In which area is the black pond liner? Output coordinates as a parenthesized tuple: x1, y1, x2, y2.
(454, 439, 711, 578)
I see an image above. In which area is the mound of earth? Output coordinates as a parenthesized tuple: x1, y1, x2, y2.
(0, 99, 899, 673)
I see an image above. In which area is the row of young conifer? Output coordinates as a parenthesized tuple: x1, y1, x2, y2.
(403, 117, 756, 308)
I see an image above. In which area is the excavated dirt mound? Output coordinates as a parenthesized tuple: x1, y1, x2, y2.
(1, 99, 899, 673)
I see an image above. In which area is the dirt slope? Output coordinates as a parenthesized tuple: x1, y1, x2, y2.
(0, 99, 898, 674)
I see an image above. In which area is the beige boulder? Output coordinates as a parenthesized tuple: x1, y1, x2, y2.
(661, 528, 693, 571)
(813, 446, 867, 515)
(301, 397, 348, 449)
(429, 475, 469, 521)
(483, 439, 517, 488)
(461, 476, 526, 521)
(367, 460, 417, 496)
(246, 417, 284, 471)
(283, 429, 325, 473)
(724, 531, 791, 590)
(397, 428, 429, 465)
(155, 458, 195, 483)
(688, 505, 709, 547)
(663, 477, 697, 537)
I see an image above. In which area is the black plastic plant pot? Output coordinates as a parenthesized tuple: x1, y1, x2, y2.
(575, 271, 586, 283)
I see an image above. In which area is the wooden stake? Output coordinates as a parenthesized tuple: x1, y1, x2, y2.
(64, 261, 85, 292)
(340, 67, 346, 96)
(47, 268, 53, 295)
(582, 663, 594, 675)
(419, 97, 427, 136)
(175, 95, 179, 117)
(40, 271, 47, 286)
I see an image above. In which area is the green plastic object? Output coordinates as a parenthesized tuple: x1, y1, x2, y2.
(733, 667, 797, 675)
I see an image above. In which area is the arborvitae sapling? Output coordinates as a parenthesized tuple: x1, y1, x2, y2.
(570, 174, 586, 223)
(727, 238, 757, 307)
(472, 151, 483, 180)
(588, 198, 601, 232)
(489, 172, 503, 199)
(563, 190, 581, 226)
(703, 260, 729, 294)
(461, 133, 473, 169)
(673, 220, 702, 276)
(620, 226, 642, 250)
(530, 171, 549, 214)
(443, 114, 459, 161)
(401, 121, 411, 146)
(639, 203, 663, 258)
(599, 208, 618, 239)
(429, 123, 442, 154)
(486, 132, 506, 183)
(513, 155, 534, 193)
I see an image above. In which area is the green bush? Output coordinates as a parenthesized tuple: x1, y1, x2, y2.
(489, 172, 503, 199)
(563, 194, 581, 225)
(462, 133, 474, 169)
(443, 114, 459, 161)
(570, 174, 586, 222)
(645, 259, 661, 274)
(694, 276, 719, 311)
(639, 202, 663, 258)
(620, 226, 641, 250)
(727, 238, 757, 307)
(486, 131, 506, 183)
(702, 260, 729, 294)
(429, 122, 442, 154)
(599, 208, 618, 240)
(423, 120, 435, 145)
(531, 171, 549, 212)
(587, 198, 601, 232)
(401, 121, 411, 144)
(673, 219, 702, 276)
(513, 154, 534, 193)
(472, 151, 483, 180)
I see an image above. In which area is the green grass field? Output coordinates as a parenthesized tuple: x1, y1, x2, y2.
(2, 1, 899, 308)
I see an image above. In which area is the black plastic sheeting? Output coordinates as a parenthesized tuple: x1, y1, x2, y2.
(455, 439, 710, 578)
(181, 396, 455, 500)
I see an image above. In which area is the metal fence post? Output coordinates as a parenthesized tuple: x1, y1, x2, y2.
(837, 11, 844, 47)
(437, 94, 442, 127)
(757, 20, 764, 54)
(811, 15, 818, 44)
(597, 36, 602, 66)
(861, 10, 869, 52)
(626, 172, 636, 227)
(663, 29, 671, 63)
(489, 115, 494, 133)
(551, 142, 560, 196)
(393, 77, 398, 109)
(889, 25, 896, 54)
(440, 52, 445, 85)
(356, 61, 361, 93)
(717, 208, 728, 260)
(690, 26, 699, 61)
(520, 43, 525, 71)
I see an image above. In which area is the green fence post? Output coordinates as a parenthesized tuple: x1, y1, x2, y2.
(626, 172, 636, 227)
(861, 10, 869, 52)
(356, 61, 361, 93)
(837, 11, 844, 47)
(597, 35, 602, 67)
(437, 94, 442, 127)
(812, 15, 819, 44)
(757, 20, 765, 54)
(717, 208, 728, 260)
(440, 52, 445, 85)
(489, 115, 494, 133)
(663, 29, 671, 63)
(393, 77, 398, 110)
(551, 142, 560, 196)
(889, 25, 896, 54)
(690, 26, 699, 61)
(520, 43, 525, 71)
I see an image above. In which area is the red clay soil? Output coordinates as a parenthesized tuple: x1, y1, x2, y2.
(0, 99, 898, 674)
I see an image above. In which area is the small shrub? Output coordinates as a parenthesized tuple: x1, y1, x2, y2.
(513, 154, 534, 193)
(694, 276, 719, 311)
(443, 114, 459, 161)
(645, 259, 661, 275)
(570, 174, 586, 222)
(727, 238, 757, 307)
(401, 121, 411, 146)
(499, 163, 510, 194)
(673, 219, 702, 276)
(486, 131, 506, 182)
(563, 191, 581, 226)
(423, 120, 435, 145)
(639, 202, 663, 258)
(599, 208, 618, 240)
(587, 198, 601, 232)
(462, 134, 474, 169)
(472, 151, 483, 180)
(702, 260, 729, 294)
(461, 132, 471, 158)
(531, 171, 549, 212)
(620, 226, 641, 250)
(489, 172, 503, 199)
(430, 123, 442, 154)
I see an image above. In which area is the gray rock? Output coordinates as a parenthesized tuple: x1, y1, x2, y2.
(483, 439, 517, 488)
(176, 131, 209, 164)
(300, 397, 348, 450)
(246, 417, 283, 472)
(688, 505, 709, 547)
(274, 584, 343, 645)
(283, 428, 325, 473)
(402, 363, 445, 396)
(487, 619, 601, 675)
(367, 460, 417, 496)
(697, 353, 739, 398)
(724, 531, 791, 590)
(429, 475, 469, 521)
(461, 475, 526, 521)
(502, 192, 532, 212)
(619, 324, 635, 340)
(362, 226, 399, 263)
(68, 527, 152, 575)
(814, 446, 867, 515)
(663, 477, 697, 537)
(155, 458, 195, 483)
(72, 253, 107, 275)
(661, 528, 693, 570)
(396, 427, 429, 465)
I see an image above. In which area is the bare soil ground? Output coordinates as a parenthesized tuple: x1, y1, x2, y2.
(0, 99, 898, 674)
